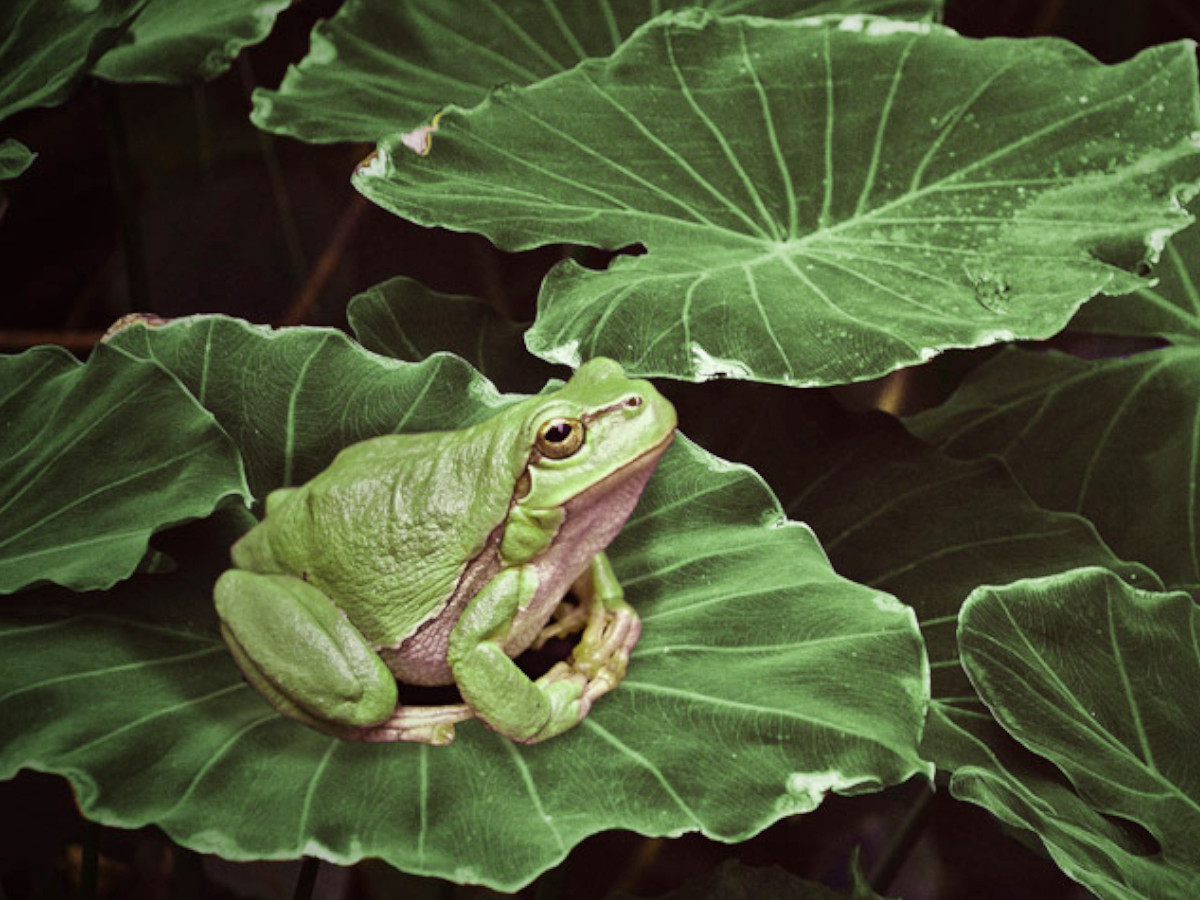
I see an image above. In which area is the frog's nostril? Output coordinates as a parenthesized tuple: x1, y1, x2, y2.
(624, 396, 643, 409)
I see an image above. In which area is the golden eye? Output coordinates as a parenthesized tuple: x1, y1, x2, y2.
(536, 417, 585, 459)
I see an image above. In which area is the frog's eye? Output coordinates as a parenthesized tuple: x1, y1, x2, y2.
(536, 417, 585, 459)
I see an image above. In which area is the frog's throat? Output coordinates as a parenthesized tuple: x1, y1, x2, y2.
(377, 431, 673, 688)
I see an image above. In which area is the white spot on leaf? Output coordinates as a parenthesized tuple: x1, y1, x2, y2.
(689, 344, 752, 380)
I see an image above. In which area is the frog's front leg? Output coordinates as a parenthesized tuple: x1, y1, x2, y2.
(215, 570, 462, 746)
(448, 566, 592, 744)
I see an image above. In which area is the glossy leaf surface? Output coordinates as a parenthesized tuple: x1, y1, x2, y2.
(1070, 214, 1200, 340)
(0, 343, 249, 594)
(251, 0, 942, 143)
(929, 569, 1200, 900)
(2, 319, 929, 890)
(356, 13, 1200, 386)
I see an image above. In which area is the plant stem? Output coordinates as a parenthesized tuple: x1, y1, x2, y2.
(281, 195, 369, 326)
(99, 81, 149, 313)
(239, 56, 306, 293)
(291, 857, 320, 900)
(78, 821, 99, 900)
(866, 781, 934, 893)
(172, 845, 205, 900)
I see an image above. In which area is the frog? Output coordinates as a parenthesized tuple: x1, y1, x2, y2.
(213, 357, 676, 746)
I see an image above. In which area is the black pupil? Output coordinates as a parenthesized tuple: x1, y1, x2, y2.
(545, 422, 573, 443)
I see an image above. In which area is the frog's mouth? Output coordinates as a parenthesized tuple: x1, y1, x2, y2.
(562, 427, 675, 510)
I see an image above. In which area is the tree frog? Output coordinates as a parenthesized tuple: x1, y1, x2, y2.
(214, 358, 676, 746)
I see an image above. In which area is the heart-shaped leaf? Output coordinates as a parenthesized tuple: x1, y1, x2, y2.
(0, 343, 249, 594)
(251, 0, 941, 144)
(3, 320, 929, 890)
(355, 12, 1200, 387)
(927, 568, 1200, 900)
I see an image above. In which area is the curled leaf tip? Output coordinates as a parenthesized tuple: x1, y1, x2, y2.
(400, 113, 442, 156)
(101, 313, 172, 343)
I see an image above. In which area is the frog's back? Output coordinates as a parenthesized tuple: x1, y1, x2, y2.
(255, 423, 525, 647)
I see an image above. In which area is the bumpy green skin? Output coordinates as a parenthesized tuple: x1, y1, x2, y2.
(214, 358, 676, 745)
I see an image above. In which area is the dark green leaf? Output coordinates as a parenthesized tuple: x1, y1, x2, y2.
(0, 342, 929, 888)
(907, 341, 1200, 591)
(347, 276, 556, 393)
(928, 569, 1200, 900)
(669, 382, 1159, 708)
(251, 0, 942, 143)
(92, 0, 290, 84)
(0, 343, 249, 594)
(925, 704, 1192, 900)
(0, 0, 140, 120)
(356, 13, 1200, 386)
(0, 139, 35, 181)
(1070, 214, 1200, 341)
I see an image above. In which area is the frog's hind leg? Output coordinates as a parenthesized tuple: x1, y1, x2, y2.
(216, 571, 400, 733)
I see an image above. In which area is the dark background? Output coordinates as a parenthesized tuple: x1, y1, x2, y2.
(0, 1, 1194, 897)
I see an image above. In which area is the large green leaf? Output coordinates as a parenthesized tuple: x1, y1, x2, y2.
(0, 332, 929, 891)
(907, 310, 1200, 590)
(0, 0, 285, 117)
(930, 569, 1200, 900)
(668, 382, 1159, 710)
(91, 0, 290, 84)
(355, 12, 1200, 387)
(0, 343, 249, 594)
(251, 0, 941, 144)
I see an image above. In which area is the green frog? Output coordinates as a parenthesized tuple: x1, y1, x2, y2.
(214, 358, 676, 745)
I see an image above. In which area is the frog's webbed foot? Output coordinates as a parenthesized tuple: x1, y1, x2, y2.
(538, 600, 641, 718)
(350, 702, 475, 746)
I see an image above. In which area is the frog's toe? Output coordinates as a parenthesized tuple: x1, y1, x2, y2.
(575, 607, 641, 677)
(352, 702, 474, 745)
